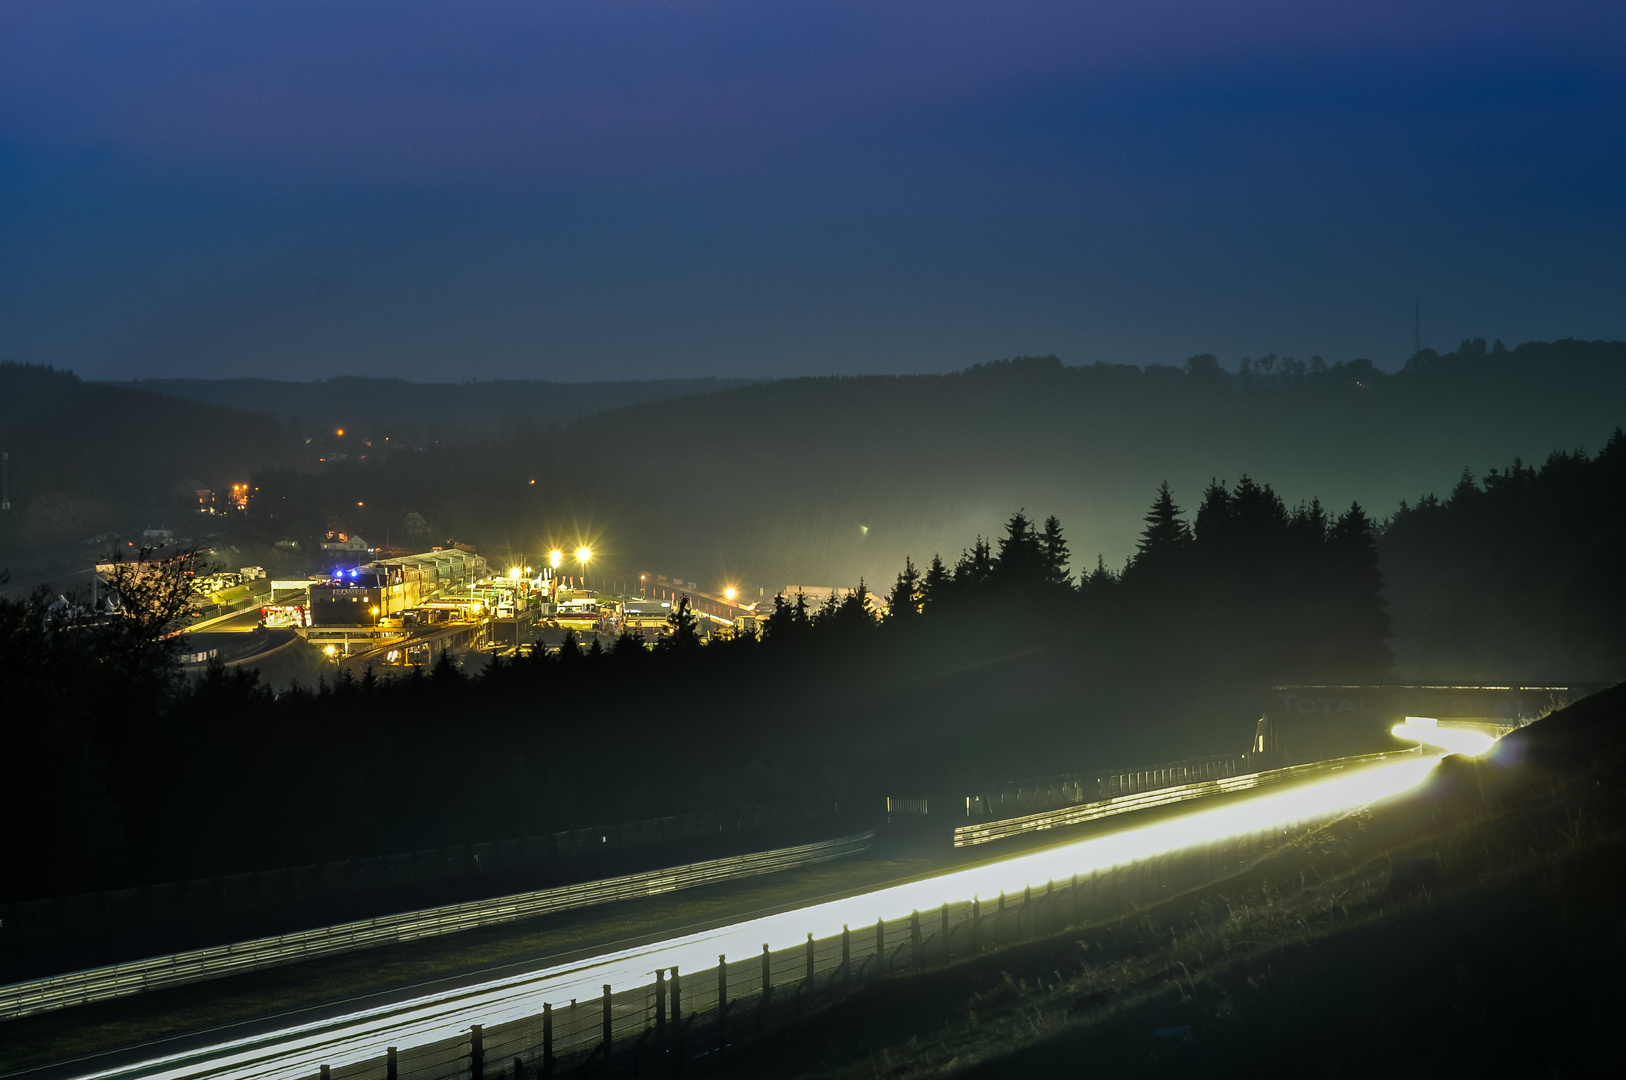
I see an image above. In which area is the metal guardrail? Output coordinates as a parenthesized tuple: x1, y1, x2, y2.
(953, 749, 1421, 847)
(286, 753, 1435, 1080)
(0, 831, 874, 1021)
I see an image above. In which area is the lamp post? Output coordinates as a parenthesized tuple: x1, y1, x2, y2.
(576, 546, 592, 592)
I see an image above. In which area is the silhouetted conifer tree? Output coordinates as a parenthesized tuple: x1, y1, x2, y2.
(954, 537, 993, 590)
(829, 580, 877, 634)
(1041, 515, 1072, 588)
(1327, 502, 1394, 678)
(660, 595, 701, 654)
(993, 510, 1044, 585)
(887, 557, 922, 620)
(1129, 481, 1191, 578)
(430, 649, 465, 687)
(920, 554, 951, 609)
(611, 629, 645, 659)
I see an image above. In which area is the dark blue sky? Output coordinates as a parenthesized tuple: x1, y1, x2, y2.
(2, 1, 1622, 381)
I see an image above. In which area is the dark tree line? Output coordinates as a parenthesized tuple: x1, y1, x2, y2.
(6, 436, 1624, 903)
(1381, 428, 1626, 682)
(0, 477, 1397, 901)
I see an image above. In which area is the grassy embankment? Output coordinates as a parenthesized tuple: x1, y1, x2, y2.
(716, 684, 1626, 1078)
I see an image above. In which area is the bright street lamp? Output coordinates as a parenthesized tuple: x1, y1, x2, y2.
(724, 587, 738, 602)
(549, 550, 563, 569)
(576, 546, 592, 591)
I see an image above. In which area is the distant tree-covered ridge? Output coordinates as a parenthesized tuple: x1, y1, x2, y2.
(231, 337, 1626, 592)
(0, 363, 297, 557)
(5, 337, 1623, 581)
(106, 374, 762, 444)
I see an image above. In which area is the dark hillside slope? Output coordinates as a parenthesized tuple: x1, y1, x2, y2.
(297, 339, 1625, 592)
(110, 375, 759, 443)
(568, 340, 1626, 584)
(0, 364, 296, 558)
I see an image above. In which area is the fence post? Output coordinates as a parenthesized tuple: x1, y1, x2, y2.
(971, 897, 980, 949)
(940, 903, 949, 959)
(514, 1057, 523, 1080)
(910, 910, 923, 968)
(319, 1067, 330, 1080)
(655, 968, 667, 1043)
(875, 918, 885, 975)
(602, 984, 612, 1062)
(542, 1002, 553, 1077)
(760, 943, 771, 1034)
(841, 924, 850, 979)
(386, 1046, 397, 1080)
(805, 932, 815, 990)
(717, 954, 728, 1053)
(471, 1024, 484, 1080)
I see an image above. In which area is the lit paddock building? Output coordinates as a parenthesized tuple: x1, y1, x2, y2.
(308, 549, 488, 627)
(298, 548, 490, 664)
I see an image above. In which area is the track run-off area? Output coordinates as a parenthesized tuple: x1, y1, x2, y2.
(58, 724, 1495, 1080)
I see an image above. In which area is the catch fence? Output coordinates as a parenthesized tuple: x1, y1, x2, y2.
(962, 754, 1246, 821)
(952, 748, 1408, 848)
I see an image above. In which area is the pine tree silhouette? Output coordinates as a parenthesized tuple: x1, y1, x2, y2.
(1130, 481, 1191, 578)
(993, 510, 1044, 585)
(1041, 515, 1072, 589)
(888, 557, 922, 619)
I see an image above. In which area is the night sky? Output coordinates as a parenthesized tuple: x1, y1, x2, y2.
(2, 1, 1622, 382)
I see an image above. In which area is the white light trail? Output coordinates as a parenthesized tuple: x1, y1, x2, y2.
(1391, 721, 1497, 758)
(77, 752, 1448, 1080)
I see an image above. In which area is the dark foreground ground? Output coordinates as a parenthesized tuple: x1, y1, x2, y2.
(716, 683, 1626, 1079)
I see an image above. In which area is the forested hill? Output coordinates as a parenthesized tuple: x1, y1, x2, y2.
(349, 337, 1624, 589)
(106, 375, 760, 443)
(0, 364, 296, 556)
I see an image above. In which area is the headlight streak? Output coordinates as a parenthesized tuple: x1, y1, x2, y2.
(1391, 721, 1498, 758)
(78, 752, 1452, 1080)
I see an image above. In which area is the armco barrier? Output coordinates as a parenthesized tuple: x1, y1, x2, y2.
(1, 799, 842, 986)
(285, 777, 1378, 1080)
(953, 748, 1422, 847)
(0, 832, 873, 1021)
